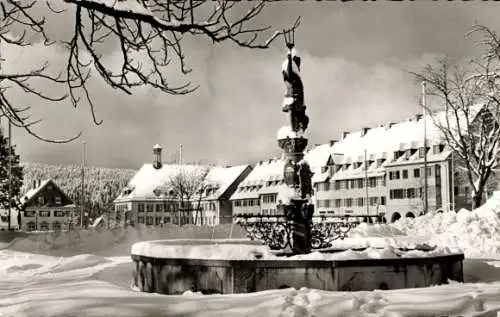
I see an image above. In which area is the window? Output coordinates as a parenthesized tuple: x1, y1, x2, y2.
(138, 203, 145, 212)
(357, 179, 364, 188)
(413, 168, 420, 178)
(402, 170, 408, 179)
(146, 204, 153, 212)
(465, 187, 470, 197)
(38, 196, 45, 205)
(24, 211, 35, 217)
(334, 181, 340, 190)
(155, 216, 162, 225)
(54, 210, 65, 217)
(146, 216, 154, 225)
(350, 179, 357, 189)
(454, 186, 459, 196)
(339, 180, 346, 189)
(234, 200, 242, 207)
(163, 216, 170, 224)
(53, 222, 62, 231)
(345, 198, 352, 207)
(323, 182, 330, 191)
(156, 204, 163, 212)
(356, 198, 364, 207)
(380, 196, 386, 205)
(419, 147, 426, 158)
(335, 199, 341, 207)
(369, 177, 377, 188)
(389, 171, 400, 180)
(390, 189, 406, 199)
(407, 188, 417, 199)
(40, 221, 50, 231)
(262, 194, 276, 204)
(435, 165, 441, 177)
(369, 197, 378, 206)
(39, 211, 50, 217)
(377, 176, 386, 187)
(433, 144, 441, 154)
(27, 221, 36, 231)
(138, 216, 145, 224)
(55, 196, 62, 205)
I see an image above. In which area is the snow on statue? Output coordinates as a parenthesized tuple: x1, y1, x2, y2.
(281, 43, 309, 132)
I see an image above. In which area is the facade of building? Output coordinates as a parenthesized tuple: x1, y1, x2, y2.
(113, 145, 253, 226)
(230, 105, 495, 222)
(19, 179, 77, 232)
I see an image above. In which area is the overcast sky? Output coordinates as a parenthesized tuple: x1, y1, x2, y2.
(2, 2, 500, 169)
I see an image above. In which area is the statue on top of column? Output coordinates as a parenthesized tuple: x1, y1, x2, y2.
(282, 29, 309, 133)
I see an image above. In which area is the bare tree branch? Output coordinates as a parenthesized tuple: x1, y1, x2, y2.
(1, 0, 298, 143)
(410, 34, 500, 208)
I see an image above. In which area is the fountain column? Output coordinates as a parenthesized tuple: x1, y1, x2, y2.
(277, 38, 314, 255)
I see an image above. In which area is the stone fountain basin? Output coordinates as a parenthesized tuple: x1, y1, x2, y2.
(130, 239, 464, 294)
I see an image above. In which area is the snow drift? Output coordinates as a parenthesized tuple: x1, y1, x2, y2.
(346, 191, 500, 258)
(0, 223, 248, 257)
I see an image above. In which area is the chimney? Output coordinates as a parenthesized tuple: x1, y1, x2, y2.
(385, 122, 395, 130)
(153, 144, 163, 169)
(361, 127, 370, 137)
(415, 114, 423, 121)
(329, 140, 338, 147)
(341, 131, 349, 140)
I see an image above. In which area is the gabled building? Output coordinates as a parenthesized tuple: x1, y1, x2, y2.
(230, 104, 495, 222)
(19, 179, 76, 232)
(114, 145, 252, 226)
(230, 146, 335, 217)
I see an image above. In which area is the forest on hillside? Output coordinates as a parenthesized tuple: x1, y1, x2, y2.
(21, 163, 136, 217)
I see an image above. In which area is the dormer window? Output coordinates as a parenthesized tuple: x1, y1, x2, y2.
(321, 166, 328, 173)
(432, 144, 441, 154)
(376, 159, 384, 167)
(418, 147, 426, 158)
(404, 150, 411, 160)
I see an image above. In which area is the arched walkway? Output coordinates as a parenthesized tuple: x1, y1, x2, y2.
(405, 212, 415, 219)
(391, 212, 401, 223)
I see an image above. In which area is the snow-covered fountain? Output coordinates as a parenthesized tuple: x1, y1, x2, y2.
(131, 32, 464, 295)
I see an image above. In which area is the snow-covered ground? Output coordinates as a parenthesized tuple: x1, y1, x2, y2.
(4, 194, 500, 316)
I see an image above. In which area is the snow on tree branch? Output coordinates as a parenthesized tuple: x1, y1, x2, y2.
(411, 28, 500, 208)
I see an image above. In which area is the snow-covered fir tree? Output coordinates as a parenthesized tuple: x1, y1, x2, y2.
(0, 128, 23, 210)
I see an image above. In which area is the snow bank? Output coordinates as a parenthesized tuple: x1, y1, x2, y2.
(1, 223, 248, 257)
(354, 192, 500, 258)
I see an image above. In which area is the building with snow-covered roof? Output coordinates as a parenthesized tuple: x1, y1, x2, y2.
(114, 145, 252, 226)
(231, 104, 496, 222)
(19, 179, 77, 232)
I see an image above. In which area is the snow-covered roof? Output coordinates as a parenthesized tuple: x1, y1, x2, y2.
(20, 179, 74, 209)
(20, 179, 51, 204)
(230, 104, 486, 190)
(115, 163, 251, 202)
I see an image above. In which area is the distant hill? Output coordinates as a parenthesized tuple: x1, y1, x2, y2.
(21, 162, 136, 217)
